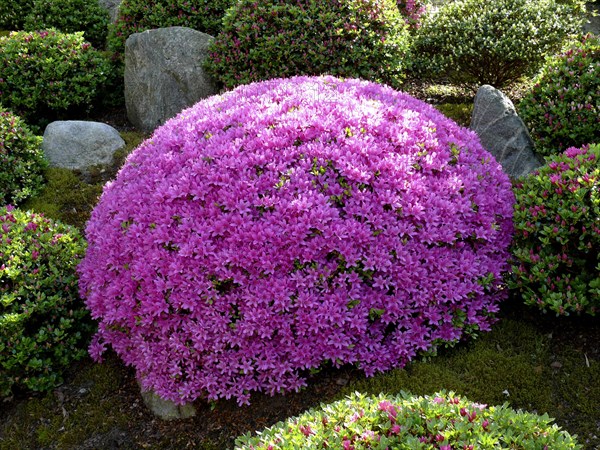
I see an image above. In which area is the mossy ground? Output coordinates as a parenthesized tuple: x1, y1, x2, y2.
(1, 87, 598, 449)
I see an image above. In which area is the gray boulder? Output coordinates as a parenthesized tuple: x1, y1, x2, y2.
(470, 85, 543, 179)
(42, 121, 125, 174)
(125, 27, 218, 133)
(138, 381, 196, 421)
(98, 0, 123, 22)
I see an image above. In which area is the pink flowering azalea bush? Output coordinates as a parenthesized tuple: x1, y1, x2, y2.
(510, 144, 600, 316)
(79, 76, 514, 405)
(236, 391, 581, 449)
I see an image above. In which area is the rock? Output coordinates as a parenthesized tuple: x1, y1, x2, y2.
(138, 381, 196, 421)
(98, 0, 123, 22)
(125, 27, 219, 133)
(42, 121, 125, 174)
(584, 2, 600, 35)
(470, 85, 543, 179)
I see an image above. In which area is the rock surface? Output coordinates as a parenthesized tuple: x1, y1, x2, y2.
(42, 121, 125, 174)
(138, 382, 196, 421)
(470, 85, 543, 179)
(125, 27, 218, 133)
(98, 0, 123, 22)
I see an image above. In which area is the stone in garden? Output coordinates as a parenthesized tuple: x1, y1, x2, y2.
(138, 381, 196, 421)
(470, 85, 543, 179)
(125, 26, 219, 133)
(98, 0, 123, 22)
(584, 2, 600, 35)
(42, 121, 125, 174)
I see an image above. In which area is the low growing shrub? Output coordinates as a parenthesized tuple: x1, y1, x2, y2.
(107, 0, 236, 62)
(79, 76, 514, 406)
(0, 206, 92, 397)
(519, 33, 600, 157)
(236, 391, 581, 449)
(510, 144, 600, 316)
(204, 0, 410, 89)
(411, 0, 586, 88)
(23, 0, 110, 49)
(0, 109, 46, 206)
(0, 30, 110, 126)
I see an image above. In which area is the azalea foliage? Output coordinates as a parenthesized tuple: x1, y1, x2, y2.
(79, 76, 514, 405)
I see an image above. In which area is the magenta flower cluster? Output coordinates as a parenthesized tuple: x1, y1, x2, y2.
(79, 76, 514, 405)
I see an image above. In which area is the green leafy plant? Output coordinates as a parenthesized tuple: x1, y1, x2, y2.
(0, 109, 46, 206)
(519, 33, 600, 157)
(411, 0, 586, 89)
(510, 144, 600, 316)
(236, 391, 581, 449)
(0, 0, 35, 30)
(0, 206, 92, 397)
(107, 0, 236, 62)
(23, 0, 110, 49)
(0, 30, 110, 126)
(204, 0, 410, 89)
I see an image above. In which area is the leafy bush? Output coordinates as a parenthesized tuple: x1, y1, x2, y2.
(510, 144, 600, 316)
(0, 109, 46, 206)
(22, 0, 110, 49)
(0, 206, 92, 397)
(0, 0, 35, 30)
(236, 391, 581, 449)
(519, 34, 600, 157)
(0, 30, 110, 126)
(107, 0, 236, 61)
(204, 0, 410, 89)
(79, 76, 514, 405)
(411, 0, 586, 88)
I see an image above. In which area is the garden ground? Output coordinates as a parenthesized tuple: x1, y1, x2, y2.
(1, 81, 599, 450)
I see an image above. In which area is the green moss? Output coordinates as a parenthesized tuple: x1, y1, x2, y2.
(21, 167, 103, 231)
(435, 102, 474, 127)
(0, 356, 132, 450)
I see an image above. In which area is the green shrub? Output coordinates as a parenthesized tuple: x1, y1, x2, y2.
(510, 144, 600, 316)
(0, 109, 46, 206)
(204, 0, 410, 89)
(0, 0, 35, 30)
(107, 0, 236, 62)
(22, 0, 110, 49)
(519, 34, 600, 157)
(411, 0, 586, 88)
(0, 30, 110, 126)
(0, 206, 92, 397)
(236, 391, 581, 449)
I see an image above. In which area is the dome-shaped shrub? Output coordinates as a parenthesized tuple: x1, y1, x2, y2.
(0, 30, 110, 125)
(204, 0, 410, 89)
(510, 144, 600, 316)
(519, 34, 600, 157)
(236, 391, 581, 449)
(79, 76, 514, 405)
(1, 206, 91, 397)
(107, 0, 236, 62)
(0, 109, 46, 206)
(23, 0, 110, 50)
(411, 0, 586, 88)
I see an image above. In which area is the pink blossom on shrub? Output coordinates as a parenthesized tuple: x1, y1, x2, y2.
(78, 76, 514, 405)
